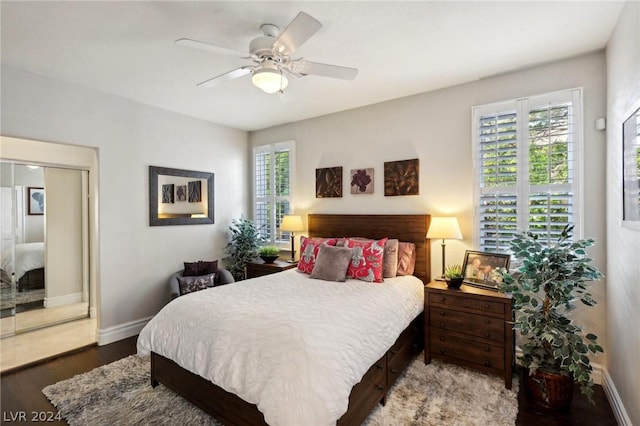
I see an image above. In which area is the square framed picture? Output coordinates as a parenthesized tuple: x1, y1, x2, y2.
(461, 250, 510, 290)
(350, 168, 374, 194)
(28, 187, 45, 215)
(316, 166, 343, 198)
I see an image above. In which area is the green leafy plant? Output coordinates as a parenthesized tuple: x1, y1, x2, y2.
(444, 264, 463, 278)
(499, 224, 603, 403)
(259, 245, 280, 256)
(224, 217, 264, 281)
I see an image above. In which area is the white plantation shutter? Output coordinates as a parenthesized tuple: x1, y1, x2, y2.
(254, 141, 295, 245)
(473, 89, 582, 252)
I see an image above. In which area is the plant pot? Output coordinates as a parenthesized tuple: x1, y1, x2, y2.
(523, 368, 574, 411)
(445, 277, 464, 289)
(260, 255, 279, 264)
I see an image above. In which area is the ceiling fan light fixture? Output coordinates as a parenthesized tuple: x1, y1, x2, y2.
(252, 68, 288, 94)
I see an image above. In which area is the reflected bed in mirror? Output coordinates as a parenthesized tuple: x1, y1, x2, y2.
(149, 166, 214, 226)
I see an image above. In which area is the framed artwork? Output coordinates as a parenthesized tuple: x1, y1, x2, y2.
(176, 185, 187, 202)
(316, 166, 343, 198)
(162, 184, 175, 204)
(622, 100, 640, 231)
(149, 166, 214, 226)
(350, 168, 374, 194)
(461, 250, 510, 290)
(188, 181, 202, 202)
(384, 158, 419, 196)
(28, 187, 45, 215)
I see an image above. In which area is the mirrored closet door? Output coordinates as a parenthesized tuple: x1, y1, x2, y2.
(0, 162, 90, 337)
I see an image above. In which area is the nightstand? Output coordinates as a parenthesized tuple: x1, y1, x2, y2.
(246, 259, 297, 279)
(424, 281, 514, 389)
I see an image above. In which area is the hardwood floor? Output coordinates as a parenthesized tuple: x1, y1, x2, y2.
(0, 337, 618, 425)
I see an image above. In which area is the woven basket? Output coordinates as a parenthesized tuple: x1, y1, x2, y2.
(523, 369, 574, 410)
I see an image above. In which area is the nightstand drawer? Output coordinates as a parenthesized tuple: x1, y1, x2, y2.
(430, 293, 504, 315)
(430, 308, 504, 342)
(430, 330, 504, 370)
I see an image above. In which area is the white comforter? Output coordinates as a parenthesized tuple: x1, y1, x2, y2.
(137, 268, 424, 426)
(0, 242, 45, 280)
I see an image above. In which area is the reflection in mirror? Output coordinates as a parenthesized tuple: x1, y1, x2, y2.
(0, 162, 90, 336)
(622, 105, 640, 228)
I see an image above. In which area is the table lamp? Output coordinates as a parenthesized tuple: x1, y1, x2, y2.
(426, 216, 463, 280)
(280, 215, 304, 263)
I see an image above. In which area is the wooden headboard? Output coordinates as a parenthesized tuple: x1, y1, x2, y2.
(308, 214, 431, 284)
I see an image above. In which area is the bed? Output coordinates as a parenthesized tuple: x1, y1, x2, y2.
(0, 242, 45, 292)
(137, 214, 431, 425)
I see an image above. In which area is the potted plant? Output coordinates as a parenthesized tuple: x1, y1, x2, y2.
(259, 245, 280, 264)
(499, 224, 603, 409)
(224, 217, 264, 281)
(444, 264, 464, 288)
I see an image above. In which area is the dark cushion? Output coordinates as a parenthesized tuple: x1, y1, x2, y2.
(310, 244, 352, 282)
(183, 260, 218, 277)
(177, 273, 215, 295)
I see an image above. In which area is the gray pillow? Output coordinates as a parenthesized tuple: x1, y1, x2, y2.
(310, 244, 353, 282)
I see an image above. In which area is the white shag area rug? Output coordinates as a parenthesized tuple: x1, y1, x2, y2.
(43, 354, 518, 425)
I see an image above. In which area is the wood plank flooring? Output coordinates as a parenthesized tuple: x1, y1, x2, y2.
(0, 336, 618, 425)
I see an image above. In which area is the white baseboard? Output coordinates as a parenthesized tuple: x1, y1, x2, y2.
(602, 368, 633, 426)
(97, 316, 152, 346)
(43, 292, 83, 308)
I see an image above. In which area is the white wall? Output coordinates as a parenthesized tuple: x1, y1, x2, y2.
(251, 51, 608, 369)
(1, 66, 249, 343)
(605, 2, 640, 425)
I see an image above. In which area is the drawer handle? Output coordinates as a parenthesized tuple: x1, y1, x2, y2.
(439, 336, 445, 342)
(485, 319, 491, 325)
(484, 303, 490, 309)
(439, 348, 446, 354)
(377, 385, 384, 392)
(440, 296, 446, 303)
(391, 349, 399, 355)
(440, 323, 446, 328)
(439, 310, 446, 316)
(485, 332, 491, 338)
(391, 368, 399, 374)
(484, 360, 491, 366)
(376, 363, 384, 370)
(412, 343, 419, 348)
(485, 347, 491, 352)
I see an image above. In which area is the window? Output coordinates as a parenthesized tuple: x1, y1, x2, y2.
(472, 89, 583, 253)
(253, 141, 294, 245)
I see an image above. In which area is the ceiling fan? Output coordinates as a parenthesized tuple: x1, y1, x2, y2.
(176, 11, 358, 94)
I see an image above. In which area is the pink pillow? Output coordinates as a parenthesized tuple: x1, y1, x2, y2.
(345, 237, 388, 283)
(297, 236, 338, 274)
(396, 242, 416, 276)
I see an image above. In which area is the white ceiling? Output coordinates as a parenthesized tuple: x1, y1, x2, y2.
(1, 1, 624, 131)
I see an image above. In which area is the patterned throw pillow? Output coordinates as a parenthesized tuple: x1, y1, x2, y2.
(297, 237, 338, 274)
(345, 237, 388, 283)
(177, 273, 215, 295)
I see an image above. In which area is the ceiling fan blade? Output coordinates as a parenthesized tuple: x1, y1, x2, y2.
(176, 38, 251, 58)
(289, 60, 358, 80)
(272, 12, 322, 56)
(197, 67, 252, 88)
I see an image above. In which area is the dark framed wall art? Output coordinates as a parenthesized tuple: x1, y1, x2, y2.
(622, 100, 640, 231)
(384, 158, 419, 196)
(149, 166, 214, 226)
(28, 187, 45, 215)
(316, 166, 343, 198)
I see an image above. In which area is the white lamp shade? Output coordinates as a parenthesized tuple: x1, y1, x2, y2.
(280, 215, 304, 232)
(252, 69, 288, 94)
(426, 217, 463, 240)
